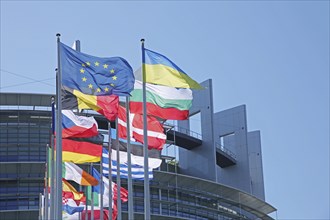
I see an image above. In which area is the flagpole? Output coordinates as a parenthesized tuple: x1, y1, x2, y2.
(100, 160, 104, 220)
(141, 38, 151, 219)
(38, 193, 42, 220)
(107, 122, 113, 220)
(116, 117, 122, 220)
(50, 97, 55, 220)
(55, 33, 63, 220)
(73, 39, 84, 220)
(44, 144, 49, 220)
(85, 182, 88, 220)
(91, 163, 94, 220)
(126, 96, 134, 220)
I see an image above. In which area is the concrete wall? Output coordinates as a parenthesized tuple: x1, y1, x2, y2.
(247, 130, 265, 201)
(213, 105, 252, 194)
(178, 79, 216, 181)
(177, 80, 265, 197)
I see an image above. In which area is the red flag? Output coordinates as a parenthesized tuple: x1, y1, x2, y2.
(117, 105, 166, 150)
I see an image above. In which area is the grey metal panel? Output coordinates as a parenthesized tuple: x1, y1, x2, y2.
(178, 79, 216, 181)
(0, 92, 53, 106)
(248, 130, 266, 201)
(214, 105, 252, 194)
(0, 210, 39, 220)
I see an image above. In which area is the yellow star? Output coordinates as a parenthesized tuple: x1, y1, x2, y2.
(86, 62, 91, 66)
(82, 63, 86, 67)
(112, 76, 117, 80)
(88, 84, 93, 89)
(94, 61, 99, 66)
(82, 77, 87, 82)
(103, 64, 108, 69)
(104, 87, 109, 92)
(110, 69, 115, 74)
(80, 68, 85, 74)
(110, 83, 115, 87)
(96, 88, 101, 93)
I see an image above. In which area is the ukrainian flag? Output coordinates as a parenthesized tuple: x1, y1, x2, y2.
(143, 48, 203, 89)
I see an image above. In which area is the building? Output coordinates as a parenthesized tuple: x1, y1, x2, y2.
(0, 79, 276, 219)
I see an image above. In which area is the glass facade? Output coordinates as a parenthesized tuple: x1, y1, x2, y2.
(117, 180, 249, 220)
(0, 109, 51, 218)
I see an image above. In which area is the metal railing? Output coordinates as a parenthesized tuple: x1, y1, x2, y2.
(215, 142, 237, 160)
(163, 123, 202, 140)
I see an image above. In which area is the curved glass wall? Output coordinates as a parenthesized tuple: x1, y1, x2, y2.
(0, 109, 51, 215)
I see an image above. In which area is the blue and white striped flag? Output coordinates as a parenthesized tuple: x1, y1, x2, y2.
(102, 148, 162, 180)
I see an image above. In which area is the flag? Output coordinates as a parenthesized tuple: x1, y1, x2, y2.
(102, 148, 162, 180)
(62, 87, 119, 121)
(62, 162, 98, 186)
(62, 139, 102, 163)
(89, 168, 128, 204)
(62, 197, 85, 215)
(62, 178, 85, 202)
(62, 110, 98, 138)
(82, 209, 110, 220)
(69, 133, 104, 145)
(63, 209, 110, 220)
(130, 80, 192, 120)
(63, 212, 79, 220)
(110, 128, 161, 158)
(143, 48, 203, 89)
(88, 168, 128, 220)
(118, 105, 166, 150)
(60, 42, 134, 96)
(88, 168, 111, 207)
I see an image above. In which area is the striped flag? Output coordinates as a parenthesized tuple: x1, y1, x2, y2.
(109, 128, 161, 159)
(88, 167, 111, 207)
(62, 162, 98, 186)
(102, 148, 162, 180)
(87, 168, 128, 220)
(62, 88, 119, 121)
(118, 105, 166, 150)
(143, 48, 203, 89)
(62, 110, 98, 138)
(61, 138, 102, 164)
(130, 80, 192, 120)
(62, 197, 85, 215)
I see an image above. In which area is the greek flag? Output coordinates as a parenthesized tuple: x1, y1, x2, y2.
(102, 148, 162, 180)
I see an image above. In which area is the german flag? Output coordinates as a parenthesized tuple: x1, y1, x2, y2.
(61, 138, 102, 164)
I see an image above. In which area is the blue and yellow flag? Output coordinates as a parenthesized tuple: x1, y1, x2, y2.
(60, 42, 134, 96)
(143, 48, 203, 89)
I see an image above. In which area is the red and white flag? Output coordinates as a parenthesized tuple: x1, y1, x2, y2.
(118, 105, 166, 150)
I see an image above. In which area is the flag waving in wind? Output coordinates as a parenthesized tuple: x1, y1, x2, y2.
(60, 42, 134, 96)
(118, 105, 166, 150)
(62, 162, 98, 186)
(62, 110, 98, 138)
(143, 48, 203, 89)
(62, 88, 119, 121)
(88, 168, 128, 220)
(102, 148, 162, 180)
(130, 80, 193, 120)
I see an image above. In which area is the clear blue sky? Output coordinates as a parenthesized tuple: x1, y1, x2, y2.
(1, 1, 329, 219)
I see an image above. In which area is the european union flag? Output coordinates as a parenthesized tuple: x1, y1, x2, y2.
(60, 42, 134, 96)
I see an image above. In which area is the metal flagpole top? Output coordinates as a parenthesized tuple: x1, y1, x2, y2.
(140, 38, 145, 43)
(56, 33, 61, 37)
